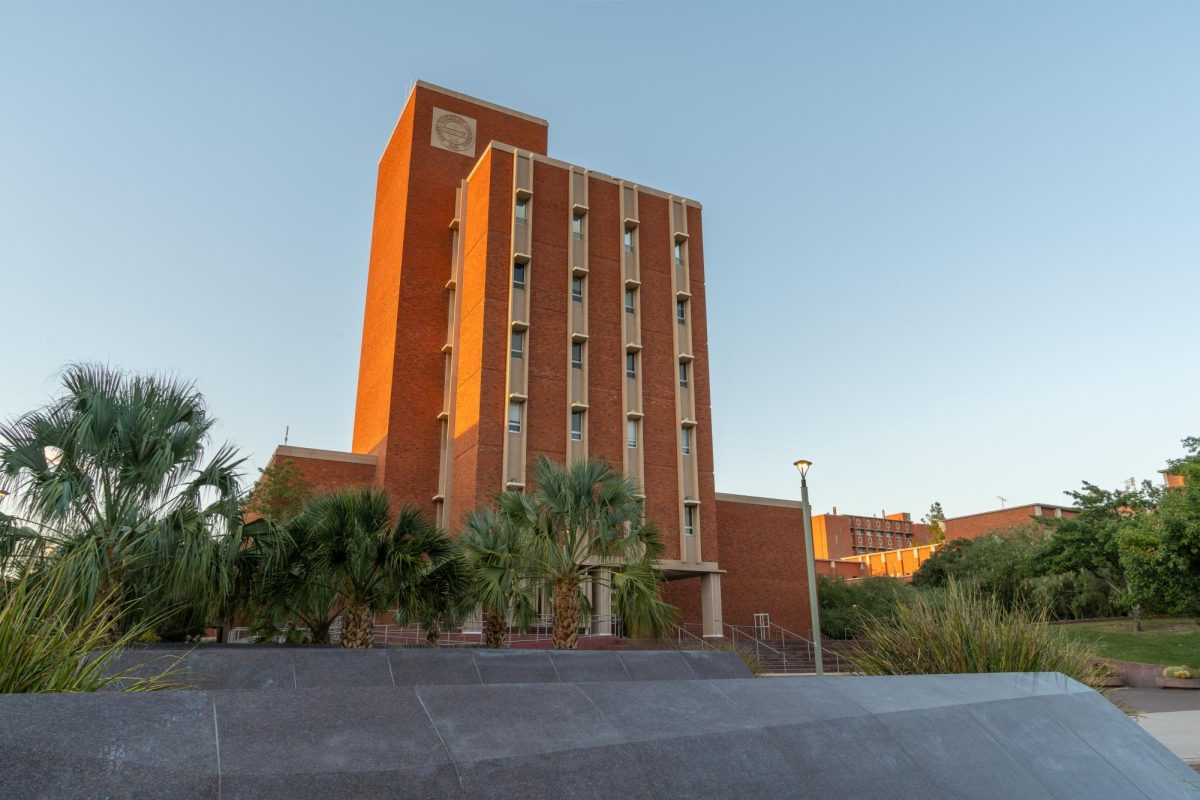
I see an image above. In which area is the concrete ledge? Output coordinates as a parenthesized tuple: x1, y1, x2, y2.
(4, 671, 1197, 799)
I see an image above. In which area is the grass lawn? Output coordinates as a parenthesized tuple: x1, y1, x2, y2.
(1056, 617, 1200, 666)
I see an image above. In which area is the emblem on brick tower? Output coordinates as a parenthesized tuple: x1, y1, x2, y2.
(432, 110, 475, 154)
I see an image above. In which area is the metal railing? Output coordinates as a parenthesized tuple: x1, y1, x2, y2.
(675, 620, 848, 674)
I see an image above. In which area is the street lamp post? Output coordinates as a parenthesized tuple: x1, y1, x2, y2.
(794, 459, 824, 676)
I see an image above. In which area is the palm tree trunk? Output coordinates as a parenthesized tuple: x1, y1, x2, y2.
(340, 604, 375, 649)
(483, 610, 507, 648)
(552, 576, 581, 649)
(425, 625, 440, 646)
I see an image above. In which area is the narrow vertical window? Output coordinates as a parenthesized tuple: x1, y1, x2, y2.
(625, 288, 636, 314)
(676, 299, 686, 324)
(674, 241, 683, 265)
(570, 410, 584, 441)
(572, 276, 584, 303)
(683, 506, 695, 536)
(572, 214, 584, 239)
(513, 263, 526, 288)
(626, 352, 637, 379)
(624, 228, 634, 253)
(627, 420, 638, 449)
(678, 362, 689, 388)
(511, 330, 524, 358)
(571, 341, 584, 369)
(508, 401, 522, 433)
(515, 198, 528, 225)
(681, 427, 692, 455)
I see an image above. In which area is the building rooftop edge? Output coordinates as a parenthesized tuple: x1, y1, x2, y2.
(414, 80, 550, 126)
(946, 502, 1077, 522)
(270, 445, 378, 466)
(715, 492, 803, 509)
(484, 141, 703, 208)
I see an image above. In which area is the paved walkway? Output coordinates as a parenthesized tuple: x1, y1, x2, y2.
(1110, 688, 1200, 766)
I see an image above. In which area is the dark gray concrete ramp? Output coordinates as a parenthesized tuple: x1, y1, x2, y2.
(103, 646, 750, 689)
(2, 666, 1196, 798)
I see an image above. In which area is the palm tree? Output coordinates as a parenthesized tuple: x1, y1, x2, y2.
(0, 364, 245, 636)
(262, 488, 467, 649)
(459, 507, 536, 648)
(499, 457, 675, 649)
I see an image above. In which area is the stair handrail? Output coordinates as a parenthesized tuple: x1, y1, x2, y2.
(724, 623, 790, 671)
(766, 621, 846, 673)
(673, 624, 718, 650)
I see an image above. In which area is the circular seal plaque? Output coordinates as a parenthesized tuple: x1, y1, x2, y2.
(435, 113, 474, 151)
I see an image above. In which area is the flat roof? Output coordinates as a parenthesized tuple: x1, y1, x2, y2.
(412, 80, 549, 126)
(946, 502, 1076, 521)
(270, 445, 377, 465)
(714, 492, 803, 509)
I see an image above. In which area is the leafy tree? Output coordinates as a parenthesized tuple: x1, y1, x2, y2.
(911, 526, 1043, 609)
(251, 488, 467, 648)
(245, 459, 313, 524)
(1117, 445, 1200, 617)
(0, 364, 245, 637)
(459, 507, 536, 648)
(498, 457, 675, 649)
(923, 501, 946, 544)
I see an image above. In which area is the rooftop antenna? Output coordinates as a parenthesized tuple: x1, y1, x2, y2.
(997, 495, 1008, 509)
(284, 425, 289, 446)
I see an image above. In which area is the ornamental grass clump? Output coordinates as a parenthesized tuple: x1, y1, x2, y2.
(847, 581, 1096, 685)
(0, 560, 179, 693)
(1163, 666, 1195, 680)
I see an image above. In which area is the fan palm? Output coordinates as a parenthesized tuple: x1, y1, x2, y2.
(498, 457, 675, 649)
(259, 488, 467, 648)
(0, 364, 245, 636)
(459, 507, 536, 648)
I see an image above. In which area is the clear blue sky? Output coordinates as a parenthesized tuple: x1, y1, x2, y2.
(2, 1, 1197, 521)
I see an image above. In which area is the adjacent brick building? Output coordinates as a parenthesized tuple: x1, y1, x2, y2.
(943, 503, 1078, 541)
(810, 509, 932, 560)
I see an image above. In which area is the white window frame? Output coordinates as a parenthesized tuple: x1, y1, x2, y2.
(511, 330, 524, 359)
(679, 362, 689, 388)
(508, 401, 522, 433)
(572, 214, 583, 240)
(572, 276, 583, 303)
(570, 410, 584, 442)
(625, 288, 635, 313)
(515, 198, 528, 225)
(624, 228, 634, 253)
(627, 420, 638, 449)
(626, 352, 637, 379)
(571, 342, 584, 369)
(513, 263, 526, 288)
(676, 299, 686, 324)
(683, 506, 695, 536)
(681, 427, 692, 455)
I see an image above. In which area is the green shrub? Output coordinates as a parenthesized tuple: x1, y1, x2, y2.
(1, 560, 181, 693)
(1090, 662, 1120, 679)
(1163, 666, 1195, 679)
(847, 581, 1095, 684)
(818, 575, 917, 639)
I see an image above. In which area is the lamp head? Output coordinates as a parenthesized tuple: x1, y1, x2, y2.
(793, 459, 812, 478)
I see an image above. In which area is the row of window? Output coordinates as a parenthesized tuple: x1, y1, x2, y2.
(516, 200, 686, 265)
(854, 518, 912, 533)
(512, 333, 690, 387)
(514, 266, 688, 326)
(507, 400, 693, 453)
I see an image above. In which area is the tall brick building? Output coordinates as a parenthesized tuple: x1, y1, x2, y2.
(273, 82, 723, 635)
